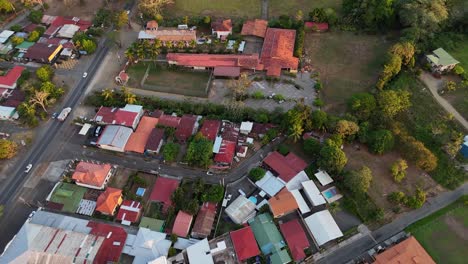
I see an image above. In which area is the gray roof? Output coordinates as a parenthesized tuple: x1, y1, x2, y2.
(225, 195, 256, 224)
(186, 238, 214, 264)
(122, 227, 171, 264)
(98, 125, 133, 149)
(29, 210, 92, 233)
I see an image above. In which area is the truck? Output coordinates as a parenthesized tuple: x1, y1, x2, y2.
(57, 107, 72, 121)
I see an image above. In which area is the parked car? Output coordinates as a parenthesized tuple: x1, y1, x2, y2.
(94, 126, 103, 137)
(82, 72, 88, 78)
(25, 164, 33, 173)
(51, 112, 58, 119)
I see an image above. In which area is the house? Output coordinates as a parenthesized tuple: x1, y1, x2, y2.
(237, 145, 248, 157)
(314, 170, 333, 186)
(249, 213, 291, 264)
(24, 43, 63, 64)
(46, 15, 92, 31)
(125, 116, 159, 153)
(15, 41, 35, 53)
(122, 227, 172, 264)
(225, 195, 256, 224)
(94, 104, 144, 130)
(1, 89, 25, 107)
(255, 171, 285, 197)
(263, 151, 308, 185)
(241, 19, 268, 38)
(304, 210, 343, 246)
(139, 217, 165, 232)
(146, 20, 159, 30)
(71, 161, 113, 190)
(211, 19, 232, 39)
(0, 106, 18, 120)
(56, 24, 80, 38)
(186, 238, 214, 264)
(0, 30, 14, 43)
(172, 211, 193, 237)
(305, 22, 329, 32)
(240, 121, 253, 135)
(138, 24, 196, 43)
(301, 180, 326, 206)
(158, 114, 181, 128)
(268, 189, 299, 218)
(372, 236, 435, 264)
(95, 187, 123, 215)
(260, 28, 299, 77)
(213, 140, 236, 166)
(426, 48, 459, 73)
(116, 200, 142, 225)
(279, 219, 310, 262)
(0, 42, 14, 58)
(149, 177, 180, 210)
(145, 128, 165, 153)
(290, 189, 311, 214)
(230, 226, 260, 262)
(0, 65, 24, 89)
(175, 114, 197, 143)
(200, 119, 221, 141)
(191, 202, 217, 238)
(96, 125, 133, 152)
(251, 123, 276, 138)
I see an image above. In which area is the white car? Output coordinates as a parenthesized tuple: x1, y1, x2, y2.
(82, 72, 88, 78)
(25, 164, 33, 173)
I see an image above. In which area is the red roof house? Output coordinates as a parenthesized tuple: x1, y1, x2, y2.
(0, 66, 24, 89)
(230, 226, 260, 261)
(125, 116, 159, 153)
(260, 28, 299, 77)
(263, 151, 307, 182)
(145, 128, 165, 153)
(158, 114, 181, 128)
(149, 177, 180, 210)
(95, 188, 123, 215)
(214, 140, 236, 165)
(191, 202, 217, 238)
(200, 119, 221, 141)
(94, 106, 142, 130)
(172, 211, 193, 237)
(87, 221, 127, 264)
(175, 114, 197, 143)
(72, 161, 113, 190)
(280, 219, 310, 261)
(116, 200, 143, 225)
(305, 22, 329, 32)
(241, 19, 268, 38)
(211, 19, 233, 39)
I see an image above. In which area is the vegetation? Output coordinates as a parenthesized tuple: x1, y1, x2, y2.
(344, 166, 373, 195)
(36, 65, 54, 82)
(114, 11, 129, 29)
(201, 185, 224, 203)
(162, 142, 180, 162)
(368, 129, 394, 154)
(391, 159, 408, 183)
(28, 10, 43, 24)
(185, 133, 213, 168)
(249, 167, 266, 182)
(303, 138, 322, 159)
(0, 139, 18, 159)
(73, 33, 97, 54)
(318, 140, 347, 174)
(139, 0, 173, 18)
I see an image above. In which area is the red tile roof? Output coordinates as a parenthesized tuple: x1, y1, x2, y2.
(87, 221, 127, 264)
(268, 189, 299, 218)
(149, 177, 180, 209)
(114, 110, 138, 127)
(230, 226, 260, 261)
(200, 119, 221, 141)
(260, 28, 299, 77)
(96, 187, 122, 215)
(214, 140, 236, 164)
(172, 211, 193, 237)
(213, 66, 241, 77)
(167, 53, 262, 70)
(145, 128, 165, 152)
(72, 162, 112, 188)
(146, 20, 158, 30)
(175, 114, 197, 142)
(94, 107, 140, 128)
(373, 236, 435, 264)
(212, 19, 233, 32)
(125, 116, 159, 153)
(191, 202, 217, 238)
(51, 16, 92, 31)
(263, 151, 307, 182)
(280, 219, 310, 261)
(241, 19, 268, 38)
(305, 22, 329, 32)
(116, 200, 142, 223)
(23, 23, 38, 33)
(158, 114, 181, 128)
(0, 66, 24, 89)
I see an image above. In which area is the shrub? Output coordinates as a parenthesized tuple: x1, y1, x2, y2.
(162, 142, 180, 162)
(404, 188, 426, 209)
(444, 80, 457, 91)
(453, 65, 464, 76)
(277, 144, 290, 155)
(368, 129, 394, 154)
(388, 191, 406, 204)
(251, 91, 264, 99)
(273, 94, 285, 102)
(303, 138, 321, 158)
(10, 24, 22, 32)
(313, 98, 324, 107)
(391, 159, 408, 182)
(249, 167, 266, 181)
(315, 81, 322, 91)
(28, 10, 43, 24)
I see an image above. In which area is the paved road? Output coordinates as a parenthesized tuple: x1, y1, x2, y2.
(317, 182, 468, 264)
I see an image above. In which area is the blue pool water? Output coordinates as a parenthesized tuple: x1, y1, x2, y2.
(323, 190, 334, 199)
(248, 196, 257, 204)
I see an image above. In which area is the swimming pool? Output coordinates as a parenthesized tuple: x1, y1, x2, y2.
(321, 186, 343, 203)
(248, 196, 258, 204)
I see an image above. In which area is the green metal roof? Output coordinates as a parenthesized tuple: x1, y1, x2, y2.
(49, 182, 87, 213)
(429, 48, 460, 66)
(15, 41, 35, 50)
(270, 249, 292, 264)
(249, 213, 286, 254)
(139, 217, 165, 232)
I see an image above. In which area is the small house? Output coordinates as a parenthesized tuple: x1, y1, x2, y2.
(211, 19, 232, 40)
(426, 48, 459, 73)
(95, 187, 123, 215)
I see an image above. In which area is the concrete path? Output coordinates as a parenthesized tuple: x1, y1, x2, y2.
(419, 73, 468, 131)
(261, 0, 269, 20)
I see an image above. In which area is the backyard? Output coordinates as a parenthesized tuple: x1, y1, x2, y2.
(305, 31, 393, 113)
(165, 0, 261, 18)
(269, 0, 342, 17)
(406, 197, 468, 264)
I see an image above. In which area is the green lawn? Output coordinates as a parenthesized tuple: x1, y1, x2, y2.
(444, 36, 468, 118)
(165, 0, 261, 18)
(406, 197, 467, 264)
(269, 0, 342, 17)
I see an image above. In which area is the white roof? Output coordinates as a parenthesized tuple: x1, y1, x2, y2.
(226, 40, 235, 50)
(0, 30, 14, 43)
(57, 24, 80, 38)
(78, 123, 92, 135)
(314, 170, 333, 186)
(122, 104, 143, 113)
(301, 180, 326, 206)
(97, 125, 133, 149)
(213, 136, 222, 153)
(255, 171, 285, 197)
(0, 106, 16, 119)
(186, 238, 214, 264)
(138, 30, 156, 39)
(225, 195, 256, 224)
(304, 210, 343, 246)
(290, 189, 310, 214)
(122, 228, 171, 264)
(148, 256, 168, 264)
(286, 170, 309, 191)
(240, 121, 253, 131)
(239, 41, 246, 52)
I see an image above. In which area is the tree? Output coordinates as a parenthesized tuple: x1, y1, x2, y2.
(345, 166, 373, 194)
(28, 10, 43, 23)
(377, 54, 402, 89)
(368, 129, 394, 154)
(10, 24, 22, 32)
(295, 10, 303, 22)
(303, 138, 321, 158)
(229, 72, 251, 100)
(289, 122, 304, 142)
(162, 142, 180, 162)
(249, 167, 266, 181)
(10, 36, 24, 46)
(389, 42, 415, 66)
(203, 16, 211, 24)
(185, 200, 199, 215)
(444, 81, 457, 92)
(203, 185, 224, 202)
(0, 0, 14, 13)
(311, 110, 327, 131)
(318, 143, 347, 173)
(309, 8, 326, 22)
(36, 65, 54, 82)
(0, 139, 18, 159)
(29, 90, 50, 112)
(348, 93, 376, 121)
(399, 134, 437, 172)
(342, 0, 395, 31)
(335, 120, 359, 140)
(101, 88, 114, 102)
(399, 0, 448, 40)
(122, 87, 137, 104)
(185, 133, 213, 168)
(114, 11, 128, 29)
(27, 30, 40, 42)
(138, 0, 174, 18)
(391, 159, 408, 183)
(377, 89, 411, 119)
(80, 39, 97, 54)
(453, 65, 464, 76)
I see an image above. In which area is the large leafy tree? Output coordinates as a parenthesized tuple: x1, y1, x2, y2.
(310, 110, 328, 131)
(29, 90, 50, 112)
(303, 138, 322, 159)
(318, 141, 348, 174)
(202, 185, 224, 203)
(162, 142, 180, 162)
(399, 0, 448, 40)
(114, 11, 128, 29)
(0, 0, 14, 13)
(368, 129, 394, 154)
(138, 0, 173, 18)
(345, 166, 373, 194)
(185, 133, 213, 168)
(0, 139, 18, 159)
(36, 65, 54, 82)
(335, 120, 359, 140)
(348, 93, 376, 121)
(377, 89, 411, 119)
(342, 0, 396, 31)
(249, 167, 266, 181)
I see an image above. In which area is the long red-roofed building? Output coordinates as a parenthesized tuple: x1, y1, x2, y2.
(214, 140, 236, 165)
(279, 219, 310, 261)
(87, 221, 128, 264)
(125, 116, 159, 153)
(0, 66, 24, 89)
(263, 151, 308, 182)
(149, 177, 180, 210)
(260, 28, 299, 76)
(175, 114, 197, 143)
(199, 119, 221, 141)
(172, 211, 193, 237)
(158, 114, 181, 128)
(230, 226, 260, 261)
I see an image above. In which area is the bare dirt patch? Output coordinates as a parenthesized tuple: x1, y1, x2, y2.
(344, 144, 443, 219)
(108, 167, 133, 189)
(444, 214, 468, 241)
(44, 0, 105, 20)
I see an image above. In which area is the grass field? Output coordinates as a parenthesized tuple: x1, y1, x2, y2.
(444, 36, 468, 119)
(269, 0, 342, 17)
(406, 197, 467, 263)
(165, 0, 261, 18)
(305, 32, 393, 113)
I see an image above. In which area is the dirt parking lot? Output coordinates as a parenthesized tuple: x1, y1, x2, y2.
(44, 0, 105, 20)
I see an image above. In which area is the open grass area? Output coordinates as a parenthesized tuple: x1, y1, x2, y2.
(406, 196, 468, 263)
(305, 32, 393, 113)
(165, 0, 261, 18)
(269, 0, 342, 17)
(447, 36, 468, 69)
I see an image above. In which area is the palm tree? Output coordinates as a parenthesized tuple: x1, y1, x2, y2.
(125, 48, 135, 63)
(176, 41, 185, 50)
(29, 90, 50, 113)
(165, 41, 173, 49)
(101, 88, 114, 102)
(122, 87, 137, 104)
(289, 122, 304, 142)
(189, 40, 196, 48)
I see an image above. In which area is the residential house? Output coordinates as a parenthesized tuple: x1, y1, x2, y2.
(0, 65, 24, 89)
(199, 119, 221, 141)
(260, 28, 299, 77)
(279, 219, 310, 262)
(24, 43, 63, 64)
(305, 22, 329, 32)
(116, 200, 143, 225)
(268, 189, 299, 218)
(95, 187, 123, 215)
(255, 171, 285, 197)
(146, 20, 159, 30)
(426, 48, 459, 73)
(0, 106, 18, 120)
(191, 202, 217, 238)
(372, 236, 435, 264)
(186, 238, 215, 264)
(158, 114, 181, 128)
(96, 125, 133, 152)
(0, 42, 14, 58)
(230, 226, 260, 262)
(241, 19, 268, 38)
(213, 140, 236, 166)
(125, 116, 159, 153)
(211, 19, 232, 39)
(56, 24, 80, 38)
(122, 227, 172, 264)
(149, 177, 180, 211)
(71, 161, 113, 190)
(145, 128, 165, 153)
(15, 41, 35, 53)
(175, 114, 198, 143)
(240, 121, 253, 135)
(0, 30, 14, 43)
(301, 180, 326, 206)
(94, 104, 144, 130)
(138, 21, 196, 44)
(172, 211, 193, 237)
(314, 170, 333, 186)
(290, 189, 311, 215)
(304, 210, 343, 246)
(263, 151, 308, 189)
(225, 195, 256, 224)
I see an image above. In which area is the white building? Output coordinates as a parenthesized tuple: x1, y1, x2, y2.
(122, 228, 172, 264)
(97, 125, 133, 152)
(314, 170, 334, 186)
(255, 171, 285, 197)
(186, 239, 214, 264)
(304, 210, 343, 246)
(225, 195, 256, 224)
(301, 180, 326, 206)
(240, 121, 254, 135)
(0, 106, 18, 120)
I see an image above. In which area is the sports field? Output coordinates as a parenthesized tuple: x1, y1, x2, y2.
(165, 0, 261, 18)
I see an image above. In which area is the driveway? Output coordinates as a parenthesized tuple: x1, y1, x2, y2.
(419, 72, 468, 131)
